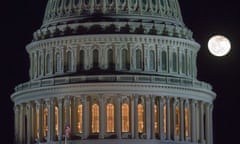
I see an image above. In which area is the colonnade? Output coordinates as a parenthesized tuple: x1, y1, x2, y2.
(14, 95, 213, 144)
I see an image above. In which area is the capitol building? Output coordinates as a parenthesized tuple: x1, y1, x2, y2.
(11, 0, 216, 144)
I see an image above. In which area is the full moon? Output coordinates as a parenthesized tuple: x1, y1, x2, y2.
(208, 35, 231, 56)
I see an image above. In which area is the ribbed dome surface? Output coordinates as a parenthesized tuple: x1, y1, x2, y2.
(42, 0, 184, 27)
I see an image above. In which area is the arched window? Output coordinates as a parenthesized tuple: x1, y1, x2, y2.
(160, 0, 164, 6)
(38, 53, 42, 75)
(122, 103, 129, 132)
(121, 49, 128, 69)
(172, 52, 177, 72)
(175, 105, 180, 136)
(138, 104, 144, 133)
(163, 104, 167, 134)
(66, 51, 73, 72)
(93, 49, 99, 68)
(46, 53, 51, 74)
(162, 51, 167, 71)
(107, 104, 114, 132)
(136, 49, 142, 69)
(92, 104, 99, 133)
(185, 107, 190, 137)
(79, 50, 84, 70)
(150, 50, 155, 70)
(154, 104, 158, 133)
(77, 104, 83, 133)
(108, 49, 114, 69)
(74, 0, 80, 6)
(43, 108, 48, 137)
(55, 106, 59, 135)
(56, 52, 61, 72)
(182, 53, 186, 74)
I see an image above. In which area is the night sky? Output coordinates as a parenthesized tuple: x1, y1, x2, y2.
(1, 0, 240, 143)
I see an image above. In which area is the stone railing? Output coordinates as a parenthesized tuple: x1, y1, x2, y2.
(15, 75, 212, 92)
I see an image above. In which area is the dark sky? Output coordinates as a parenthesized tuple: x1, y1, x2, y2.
(1, 0, 240, 143)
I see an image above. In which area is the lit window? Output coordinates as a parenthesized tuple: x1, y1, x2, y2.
(107, 104, 114, 132)
(163, 105, 167, 134)
(122, 103, 129, 132)
(43, 108, 48, 137)
(92, 104, 99, 133)
(175, 105, 180, 136)
(138, 104, 144, 133)
(55, 107, 59, 135)
(185, 107, 190, 137)
(154, 104, 158, 133)
(77, 104, 83, 133)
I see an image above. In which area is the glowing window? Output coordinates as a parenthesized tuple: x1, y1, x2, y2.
(122, 103, 129, 132)
(154, 104, 158, 133)
(138, 104, 144, 133)
(55, 107, 59, 135)
(163, 104, 167, 134)
(107, 104, 115, 132)
(43, 108, 48, 137)
(77, 104, 83, 133)
(185, 107, 190, 137)
(92, 104, 99, 133)
(175, 105, 180, 136)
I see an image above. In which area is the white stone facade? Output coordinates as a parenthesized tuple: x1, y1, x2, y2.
(11, 0, 216, 144)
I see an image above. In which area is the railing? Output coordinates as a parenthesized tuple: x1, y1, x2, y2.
(15, 75, 212, 92)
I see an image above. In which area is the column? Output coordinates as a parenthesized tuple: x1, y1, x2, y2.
(99, 94, 105, 139)
(46, 99, 55, 142)
(180, 99, 184, 141)
(166, 97, 171, 140)
(172, 98, 177, 140)
(205, 104, 210, 144)
(36, 100, 44, 142)
(116, 95, 122, 139)
(27, 104, 32, 144)
(191, 100, 197, 142)
(200, 102, 205, 143)
(31, 103, 36, 143)
(19, 104, 25, 144)
(14, 105, 20, 143)
(130, 95, 135, 139)
(58, 98, 63, 141)
(158, 97, 165, 140)
(210, 105, 213, 144)
(83, 95, 89, 139)
(72, 97, 77, 135)
(145, 95, 151, 139)
(151, 96, 155, 139)
(134, 95, 139, 139)
(64, 96, 71, 126)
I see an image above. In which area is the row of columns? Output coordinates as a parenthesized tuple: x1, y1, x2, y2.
(14, 95, 213, 144)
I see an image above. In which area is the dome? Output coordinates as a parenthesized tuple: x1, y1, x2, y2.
(12, 1, 216, 144)
(42, 0, 184, 27)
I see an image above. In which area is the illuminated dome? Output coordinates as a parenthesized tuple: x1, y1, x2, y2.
(11, 0, 216, 144)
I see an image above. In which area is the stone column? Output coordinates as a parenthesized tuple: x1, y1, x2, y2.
(151, 96, 155, 139)
(99, 94, 105, 139)
(134, 95, 139, 139)
(14, 105, 20, 143)
(145, 95, 151, 139)
(180, 99, 184, 141)
(46, 99, 55, 142)
(200, 102, 205, 143)
(130, 95, 135, 139)
(36, 100, 44, 142)
(172, 98, 177, 140)
(27, 104, 32, 144)
(64, 96, 71, 126)
(159, 97, 165, 140)
(116, 95, 122, 139)
(210, 104, 213, 144)
(72, 97, 77, 135)
(205, 103, 210, 144)
(19, 104, 24, 144)
(31, 103, 36, 142)
(166, 97, 171, 140)
(83, 95, 89, 139)
(191, 100, 197, 142)
(58, 98, 63, 141)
